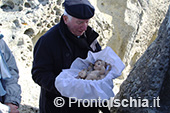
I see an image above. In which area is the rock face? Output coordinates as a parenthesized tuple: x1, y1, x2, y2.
(96, 0, 170, 79)
(0, 0, 170, 112)
(111, 5, 170, 113)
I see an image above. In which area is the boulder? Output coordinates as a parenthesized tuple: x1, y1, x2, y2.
(111, 5, 170, 113)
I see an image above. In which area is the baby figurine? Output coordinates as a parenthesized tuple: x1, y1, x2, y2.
(77, 59, 112, 80)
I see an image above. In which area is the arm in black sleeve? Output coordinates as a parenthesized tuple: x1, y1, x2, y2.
(31, 37, 59, 94)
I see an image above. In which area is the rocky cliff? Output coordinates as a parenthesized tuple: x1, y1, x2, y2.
(111, 5, 170, 113)
(0, 0, 170, 112)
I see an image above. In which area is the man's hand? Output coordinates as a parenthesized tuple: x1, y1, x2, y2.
(5, 103, 19, 113)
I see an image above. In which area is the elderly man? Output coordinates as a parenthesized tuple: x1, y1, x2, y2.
(32, 0, 110, 113)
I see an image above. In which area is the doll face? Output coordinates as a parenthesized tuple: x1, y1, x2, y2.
(94, 60, 104, 70)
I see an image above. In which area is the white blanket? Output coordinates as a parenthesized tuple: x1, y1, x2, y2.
(55, 46, 125, 100)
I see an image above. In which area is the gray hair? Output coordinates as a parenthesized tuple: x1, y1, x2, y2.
(63, 10, 73, 21)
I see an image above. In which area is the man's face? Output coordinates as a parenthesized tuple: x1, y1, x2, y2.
(63, 15, 89, 36)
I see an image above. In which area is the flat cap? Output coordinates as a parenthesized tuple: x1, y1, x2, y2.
(63, 0, 95, 19)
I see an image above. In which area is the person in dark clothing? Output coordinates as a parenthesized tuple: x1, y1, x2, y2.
(32, 0, 110, 113)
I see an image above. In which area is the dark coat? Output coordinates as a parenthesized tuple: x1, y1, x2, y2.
(32, 16, 109, 113)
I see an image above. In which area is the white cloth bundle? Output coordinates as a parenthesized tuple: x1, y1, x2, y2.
(0, 102, 10, 113)
(55, 46, 125, 100)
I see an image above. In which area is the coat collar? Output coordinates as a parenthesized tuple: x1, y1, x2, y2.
(0, 34, 4, 39)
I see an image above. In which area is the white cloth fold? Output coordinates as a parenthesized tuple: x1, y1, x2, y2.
(55, 46, 125, 100)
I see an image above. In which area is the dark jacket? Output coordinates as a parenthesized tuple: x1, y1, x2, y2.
(32, 16, 109, 113)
